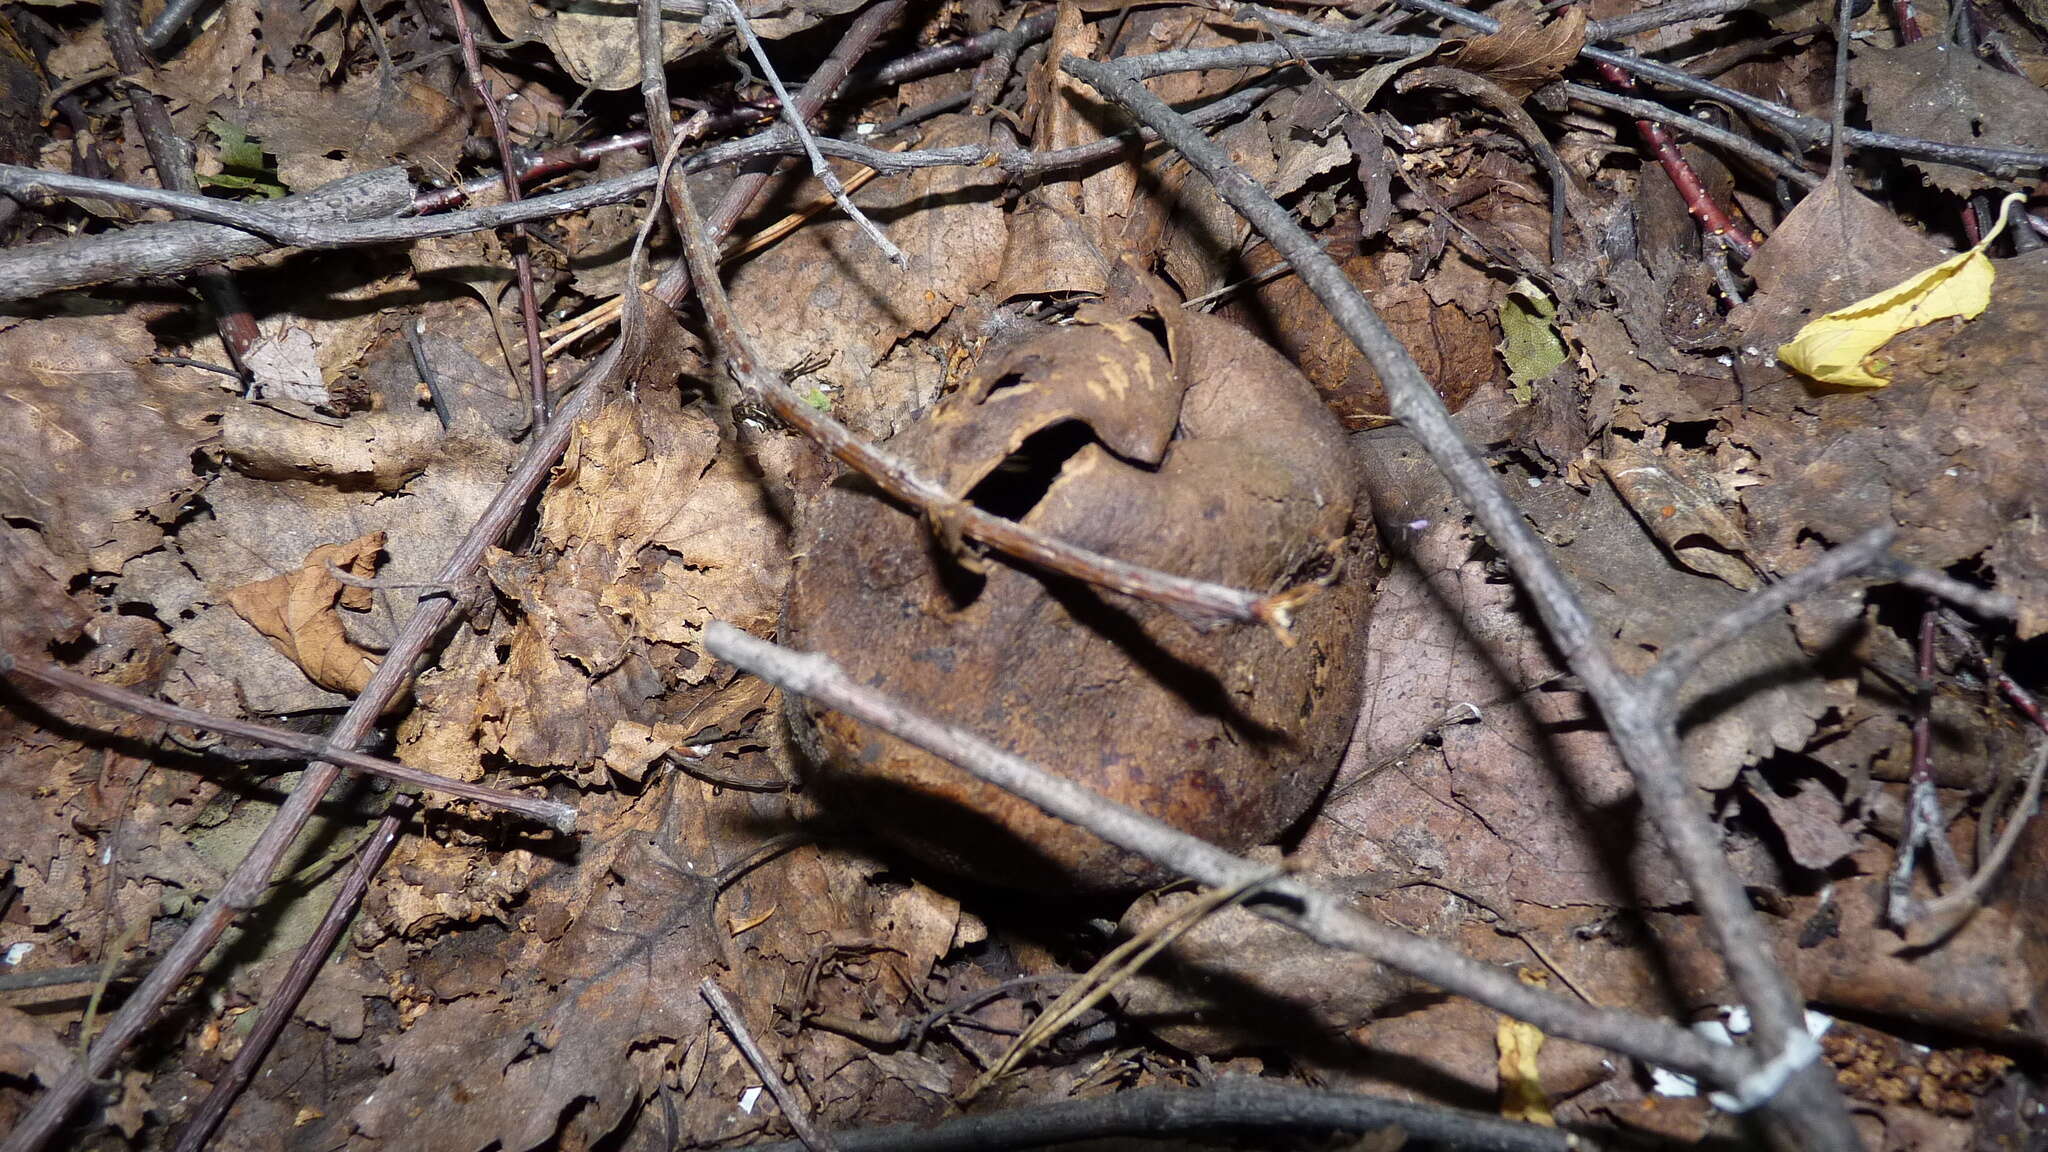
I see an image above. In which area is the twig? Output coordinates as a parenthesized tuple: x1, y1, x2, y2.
(0, 166, 415, 302)
(444, 0, 550, 428)
(1061, 54, 1861, 1150)
(739, 1079, 1583, 1152)
(971, 871, 1279, 1097)
(1389, 0, 2048, 172)
(1397, 65, 1573, 263)
(648, 0, 906, 309)
(102, 0, 259, 373)
(170, 799, 414, 1152)
(665, 173, 1295, 632)
(1558, 83, 1819, 188)
(141, 0, 208, 49)
(1642, 529, 1892, 702)
(0, 78, 1278, 304)
(1589, 58, 1757, 260)
(1904, 740, 2048, 947)
(709, 0, 901, 265)
(1589, 0, 1756, 39)
(0, 658, 576, 831)
(701, 978, 837, 1152)
(861, 8, 1056, 88)
(706, 622, 1746, 1085)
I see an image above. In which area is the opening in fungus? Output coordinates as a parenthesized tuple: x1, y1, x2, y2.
(942, 420, 1098, 609)
(964, 420, 1097, 522)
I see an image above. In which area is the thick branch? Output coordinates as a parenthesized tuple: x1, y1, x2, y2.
(739, 1079, 1585, 1152)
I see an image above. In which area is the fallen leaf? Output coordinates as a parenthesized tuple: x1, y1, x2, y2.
(225, 531, 386, 696)
(1779, 194, 2024, 388)
(1854, 41, 2048, 197)
(1498, 970, 1555, 1126)
(1443, 7, 1588, 100)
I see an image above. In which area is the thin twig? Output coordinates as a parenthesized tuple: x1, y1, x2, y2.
(1558, 83, 1818, 188)
(445, 0, 551, 428)
(1389, 0, 2048, 172)
(710, 0, 901, 264)
(171, 799, 414, 1152)
(1, 658, 576, 831)
(1904, 740, 2048, 947)
(1062, 54, 1861, 1150)
(701, 978, 837, 1152)
(102, 0, 259, 374)
(1589, 57, 1758, 260)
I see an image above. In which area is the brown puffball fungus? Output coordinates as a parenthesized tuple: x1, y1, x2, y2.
(782, 298, 1375, 891)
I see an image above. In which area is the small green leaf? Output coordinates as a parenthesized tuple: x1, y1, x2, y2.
(803, 387, 833, 412)
(200, 115, 288, 200)
(1498, 277, 1568, 406)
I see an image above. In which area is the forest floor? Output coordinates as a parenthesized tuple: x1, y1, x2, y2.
(3, 0, 2048, 1147)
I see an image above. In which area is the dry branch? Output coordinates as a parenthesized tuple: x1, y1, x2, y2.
(1061, 51, 1863, 1150)
(706, 621, 1747, 1085)
(1, 658, 576, 831)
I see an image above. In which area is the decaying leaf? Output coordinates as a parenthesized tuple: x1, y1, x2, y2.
(786, 298, 1373, 889)
(1441, 7, 1588, 100)
(225, 531, 387, 696)
(1853, 41, 2048, 197)
(1500, 277, 1568, 403)
(1598, 440, 1759, 590)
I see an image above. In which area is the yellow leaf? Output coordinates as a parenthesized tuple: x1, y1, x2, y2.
(1779, 193, 2023, 388)
(1497, 970, 1556, 1126)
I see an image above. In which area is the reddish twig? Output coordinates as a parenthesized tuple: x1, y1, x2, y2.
(101, 0, 260, 373)
(444, 0, 551, 428)
(1592, 59, 1757, 260)
(170, 798, 415, 1152)
(0, 658, 575, 831)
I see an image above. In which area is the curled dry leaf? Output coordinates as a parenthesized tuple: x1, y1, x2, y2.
(225, 531, 386, 696)
(1439, 6, 1588, 101)
(1598, 440, 1758, 591)
(784, 301, 1374, 890)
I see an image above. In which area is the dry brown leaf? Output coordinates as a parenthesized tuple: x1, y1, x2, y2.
(1442, 7, 1588, 100)
(1853, 40, 2048, 197)
(0, 311, 221, 572)
(225, 531, 387, 696)
(1597, 440, 1759, 591)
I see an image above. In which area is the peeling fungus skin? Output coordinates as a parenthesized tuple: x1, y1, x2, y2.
(783, 301, 1376, 891)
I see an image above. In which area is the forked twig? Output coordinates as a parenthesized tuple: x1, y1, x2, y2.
(1062, 52, 1862, 1150)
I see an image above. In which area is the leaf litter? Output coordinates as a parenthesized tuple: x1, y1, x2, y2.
(1, 0, 2047, 1148)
